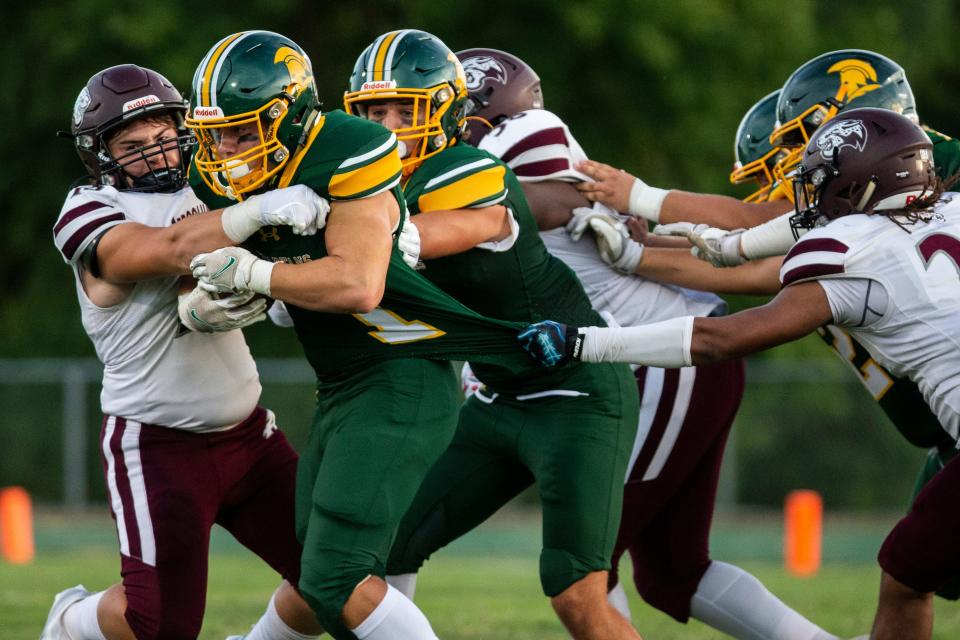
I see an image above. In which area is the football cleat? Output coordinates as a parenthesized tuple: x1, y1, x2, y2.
(40, 584, 92, 640)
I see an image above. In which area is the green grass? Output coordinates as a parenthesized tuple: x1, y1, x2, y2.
(4, 509, 960, 639)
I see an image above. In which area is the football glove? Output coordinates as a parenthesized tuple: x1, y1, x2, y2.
(517, 320, 583, 368)
(221, 184, 330, 242)
(190, 246, 275, 296)
(566, 206, 611, 242)
(178, 286, 267, 333)
(653, 222, 746, 267)
(397, 219, 424, 270)
(587, 215, 644, 275)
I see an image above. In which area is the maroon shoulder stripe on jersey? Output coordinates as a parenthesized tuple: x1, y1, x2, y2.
(60, 213, 125, 260)
(501, 126, 569, 163)
(54, 201, 110, 235)
(513, 158, 571, 178)
(781, 263, 845, 286)
(783, 237, 850, 262)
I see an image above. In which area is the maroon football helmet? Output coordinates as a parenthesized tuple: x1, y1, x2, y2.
(791, 107, 936, 232)
(455, 48, 542, 146)
(71, 64, 193, 192)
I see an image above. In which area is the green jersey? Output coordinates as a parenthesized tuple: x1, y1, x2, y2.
(190, 110, 528, 381)
(403, 143, 605, 393)
(925, 126, 960, 180)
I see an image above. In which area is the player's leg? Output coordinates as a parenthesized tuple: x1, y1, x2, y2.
(908, 445, 960, 600)
(46, 417, 219, 640)
(524, 364, 640, 639)
(874, 450, 960, 640)
(214, 407, 322, 639)
(296, 359, 459, 640)
(386, 394, 535, 598)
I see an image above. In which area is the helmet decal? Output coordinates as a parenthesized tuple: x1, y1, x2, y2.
(827, 58, 880, 104)
(73, 87, 91, 127)
(366, 29, 414, 82)
(122, 95, 161, 113)
(816, 119, 868, 159)
(275, 46, 311, 86)
(462, 56, 508, 91)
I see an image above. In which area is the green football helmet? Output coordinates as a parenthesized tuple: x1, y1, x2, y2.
(769, 49, 917, 200)
(729, 90, 788, 203)
(344, 29, 468, 175)
(186, 30, 320, 200)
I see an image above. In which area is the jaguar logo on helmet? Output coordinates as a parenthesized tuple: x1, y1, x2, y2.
(816, 119, 867, 160)
(827, 58, 881, 104)
(461, 56, 508, 91)
(73, 87, 91, 127)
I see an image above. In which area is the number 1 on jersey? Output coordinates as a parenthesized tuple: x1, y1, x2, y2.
(354, 307, 447, 344)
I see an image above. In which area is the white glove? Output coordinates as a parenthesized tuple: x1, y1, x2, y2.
(178, 286, 267, 333)
(653, 222, 746, 267)
(588, 216, 644, 274)
(566, 206, 614, 241)
(220, 185, 330, 242)
(397, 218, 424, 269)
(190, 246, 276, 295)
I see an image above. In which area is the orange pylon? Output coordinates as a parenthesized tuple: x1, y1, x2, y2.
(0, 486, 35, 564)
(784, 489, 822, 577)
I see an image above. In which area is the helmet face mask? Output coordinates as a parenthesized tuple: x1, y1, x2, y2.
(344, 30, 468, 174)
(789, 107, 936, 236)
(187, 31, 319, 200)
(71, 64, 194, 193)
(730, 89, 789, 203)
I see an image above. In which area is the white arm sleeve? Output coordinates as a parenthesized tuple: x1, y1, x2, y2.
(817, 278, 889, 328)
(578, 316, 694, 367)
(739, 212, 807, 260)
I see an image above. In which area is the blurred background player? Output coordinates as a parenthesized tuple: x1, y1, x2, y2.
(44, 64, 325, 640)
(520, 107, 960, 640)
(343, 30, 641, 639)
(454, 47, 837, 639)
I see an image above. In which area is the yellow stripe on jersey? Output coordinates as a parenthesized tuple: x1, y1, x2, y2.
(417, 165, 507, 212)
(200, 32, 245, 105)
(373, 31, 402, 81)
(277, 114, 326, 189)
(329, 150, 402, 199)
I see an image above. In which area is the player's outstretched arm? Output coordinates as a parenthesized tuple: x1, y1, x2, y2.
(94, 185, 328, 283)
(520, 181, 592, 231)
(411, 205, 512, 259)
(637, 250, 782, 295)
(519, 281, 831, 368)
(575, 159, 790, 228)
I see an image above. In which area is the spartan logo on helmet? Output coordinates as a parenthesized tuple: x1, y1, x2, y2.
(462, 56, 508, 91)
(816, 119, 867, 160)
(828, 58, 881, 104)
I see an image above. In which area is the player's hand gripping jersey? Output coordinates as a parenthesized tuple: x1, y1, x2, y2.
(53, 184, 261, 430)
(402, 140, 619, 393)
(780, 195, 960, 442)
(478, 108, 725, 326)
(190, 111, 527, 381)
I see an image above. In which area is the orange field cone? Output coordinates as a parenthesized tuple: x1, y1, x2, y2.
(0, 486, 35, 564)
(784, 489, 822, 577)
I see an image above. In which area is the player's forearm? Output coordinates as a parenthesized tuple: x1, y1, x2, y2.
(98, 212, 234, 283)
(415, 206, 510, 259)
(269, 256, 386, 313)
(659, 191, 791, 228)
(636, 249, 782, 295)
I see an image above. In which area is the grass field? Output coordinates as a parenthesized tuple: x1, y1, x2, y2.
(4, 507, 960, 639)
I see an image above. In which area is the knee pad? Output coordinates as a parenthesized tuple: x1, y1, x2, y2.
(540, 547, 602, 597)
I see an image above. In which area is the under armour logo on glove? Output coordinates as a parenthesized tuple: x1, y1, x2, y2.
(517, 320, 582, 367)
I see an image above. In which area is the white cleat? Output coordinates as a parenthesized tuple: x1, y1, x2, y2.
(40, 585, 91, 640)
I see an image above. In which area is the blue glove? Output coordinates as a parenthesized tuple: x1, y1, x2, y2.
(517, 320, 582, 367)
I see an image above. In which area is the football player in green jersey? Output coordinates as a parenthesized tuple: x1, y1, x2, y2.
(343, 30, 641, 640)
(185, 30, 536, 640)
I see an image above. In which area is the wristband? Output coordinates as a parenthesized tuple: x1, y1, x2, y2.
(220, 199, 261, 243)
(248, 259, 275, 296)
(578, 316, 694, 367)
(627, 178, 670, 223)
(739, 212, 806, 260)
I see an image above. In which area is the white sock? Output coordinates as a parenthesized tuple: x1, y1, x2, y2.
(351, 585, 438, 640)
(607, 581, 632, 621)
(690, 561, 838, 640)
(243, 592, 318, 640)
(62, 590, 107, 640)
(386, 573, 418, 600)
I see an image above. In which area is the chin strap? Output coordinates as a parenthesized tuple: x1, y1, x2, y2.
(855, 177, 878, 211)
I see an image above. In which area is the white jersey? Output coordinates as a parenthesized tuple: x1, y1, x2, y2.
(53, 185, 260, 432)
(779, 196, 960, 441)
(479, 109, 723, 325)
